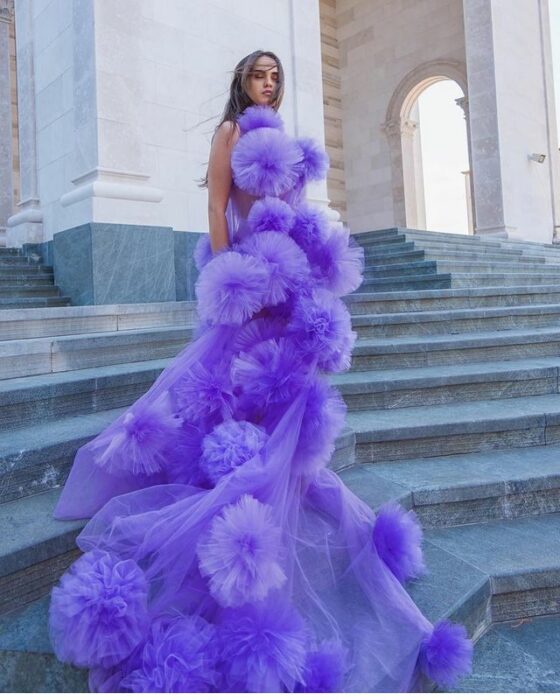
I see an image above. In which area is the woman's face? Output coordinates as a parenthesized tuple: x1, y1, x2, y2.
(245, 56, 279, 106)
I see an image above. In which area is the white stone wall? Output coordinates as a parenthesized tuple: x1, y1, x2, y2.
(11, 0, 328, 242)
(489, 0, 559, 241)
(336, 0, 466, 235)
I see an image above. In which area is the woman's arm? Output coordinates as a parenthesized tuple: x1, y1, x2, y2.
(207, 120, 240, 254)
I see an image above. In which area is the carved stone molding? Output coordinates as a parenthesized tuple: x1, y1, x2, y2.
(0, 0, 14, 24)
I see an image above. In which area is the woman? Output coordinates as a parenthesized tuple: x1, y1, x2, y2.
(48, 50, 473, 693)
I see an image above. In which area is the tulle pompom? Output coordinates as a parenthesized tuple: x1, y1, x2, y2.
(49, 550, 149, 669)
(238, 104, 284, 133)
(231, 337, 309, 406)
(419, 620, 473, 689)
(293, 378, 347, 476)
(309, 225, 365, 296)
(295, 136, 329, 183)
(92, 391, 182, 476)
(287, 288, 356, 372)
(193, 234, 213, 272)
(197, 494, 287, 608)
(248, 195, 295, 234)
(120, 614, 220, 692)
(373, 501, 427, 584)
(295, 639, 349, 692)
(200, 419, 267, 485)
(172, 359, 234, 423)
(289, 202, 330, 252)
(218, 599, 308, 692)
(196, 250, 268, 326)
(231, 128, 303, 197)
(239, 231, 310, 306)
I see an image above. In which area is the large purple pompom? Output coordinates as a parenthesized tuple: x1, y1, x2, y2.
(172, 359, 234, 423)
(164, 421, 209, 487)
(295, 136, 329, 183)
(120, 614, 220, 692)
(238, 104, 284, 134)
(200, 419, 268, 485)
(293, 378, 347, 477)
(419, 620, 473, 689)
(218, 599, 308, 692)
(295, 638, 349, 692)
(196, 250, 268, 326)
(239, 231, 310, 305)
(232, 316, 287, 354)
(92, 391, 182, 476)
(373, 501, 427, 584)
(248, 195, 295, 234)
(197, 494, 287, 608)
(231, 337, 309, 406)
(309, 225, 365, 296)
(289, 201, 331, 253)
(49, 550, 149, 669)
(231, 128, 303, 197)
(287, 288, 356, 372)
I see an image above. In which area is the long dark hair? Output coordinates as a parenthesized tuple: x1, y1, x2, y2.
(197, 50, 285, 188)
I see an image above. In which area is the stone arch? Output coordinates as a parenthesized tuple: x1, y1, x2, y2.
(382, 60, 471, 230)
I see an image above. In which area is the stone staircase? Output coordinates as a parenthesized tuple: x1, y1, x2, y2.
(0, 247, 70, 309)
(1, 228, 560, 692)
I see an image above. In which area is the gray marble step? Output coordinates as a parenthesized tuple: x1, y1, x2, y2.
(0, 297, 71, 309)
(0, 358, 173, 432)
(332, 356, 560, 411)
(435, 259, 560, 274)
(0, 490, 85, 615)
(416, 244, 545, 263)
(0, 300, 198, 341)
(0, 264, 52, 275)
(345, 285, 560, 315)
(347, 393, 560, 462)
(358, 273, 452, 292)
(339, 443, 560, 527)
(351, 303, 560, 338)
(350, 326, 560, 370)
(0, 325, 194, 380)
(0, 285, 63, 298)
(0, 273, 54, 285)
(0, 405, 356, 504)
(448, 272, 560, 288)
(0, 248, 22, 257)
(364, 249, 426, 264)
(451, 614, 560, 693)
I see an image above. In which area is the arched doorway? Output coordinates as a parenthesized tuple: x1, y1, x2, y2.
(383, 60, 474, 234)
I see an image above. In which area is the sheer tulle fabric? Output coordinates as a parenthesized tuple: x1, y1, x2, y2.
(49, 105, 472, 692)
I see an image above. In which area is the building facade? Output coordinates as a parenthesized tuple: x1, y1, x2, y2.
(1, 0, 559, 302)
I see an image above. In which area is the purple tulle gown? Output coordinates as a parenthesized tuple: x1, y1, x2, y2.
(48, 105, 473, 693)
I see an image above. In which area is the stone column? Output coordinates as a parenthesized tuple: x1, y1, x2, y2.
(400, 116, 426, 230)
(455, 95, 476, 234)
(0, 0, 14, 244)
(6, 0, 42, 247)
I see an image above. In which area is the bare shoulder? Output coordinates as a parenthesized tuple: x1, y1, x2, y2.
(214, 119, 241, 147)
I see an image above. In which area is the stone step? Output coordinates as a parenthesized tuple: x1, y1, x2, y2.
(365, 248, 551, 266)
(0, 597, 89, 692)
(351, 303, 560, 338)
(0, 300, 198, 341)
(0, 297, 71, 309)
(450, 614, 560, 693)
(0, 325, 194, 380)
(350, 326, 560, 371)
(347, 393, 560, 462)
(415, 243, 545, 263)
(0, 490, 86, 615)
(345, 285, 560, 315)
(434, 260, 560, 274)
(0, 248, 23, 257)
(332, 356, 560, 411)
(0, 273, 54, 285)
(358, 273, 452, 292)
(364, 249, 426, 265)
(339, 443, 560, 527)
(0, 256, 45, 267)
(0, 406, 355, 504)
(0, 285, 63, 299)
(448, 273, 560, 288)
(0, 264, 52, 275)
(0, 358, 173, 432)
(363, 260, 437, 278)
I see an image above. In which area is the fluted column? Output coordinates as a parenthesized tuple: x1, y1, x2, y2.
(0, 0, 14, 242)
